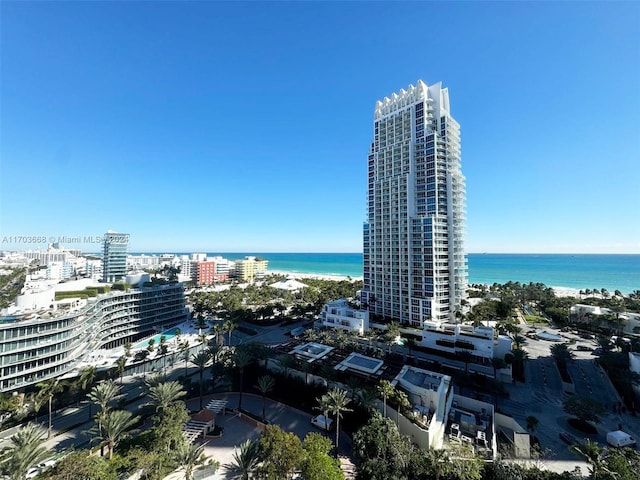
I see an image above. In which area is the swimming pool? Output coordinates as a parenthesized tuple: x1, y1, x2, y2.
(134, 327, 181, 349)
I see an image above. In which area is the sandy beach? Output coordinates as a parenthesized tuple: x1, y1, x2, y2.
(269, 270, 363, 282)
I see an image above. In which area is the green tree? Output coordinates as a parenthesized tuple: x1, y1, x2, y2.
(563, 395, 605, 425)
(316, 393, 333, 436)
(256, 424, 304, 480)
(526, 415, 539, 436)
(233, 345, 253, 411)
(377, 380, 394, 417)
(353, 412, 412, 480)
(255, 375, 276, 422)
(180, 340, 191, 376)
(0, 423, 49, 480)
(124, 342, 133, 358)
(225, 439, 261, 480)
(95, 409, 138, 459)
(174, 441, 217, 480)
(150, 401, 190, 454)
(45, 450, 117, 480)
(147, 381, 186, 413)
(36, 377, 65, 439)
(570, 439, 612, 480)
(191, 350, 212, 410)
(326, 388, 352, 455)
(301, 432, 344, 480)
(115, 356, 127, 385)
(392, 388, 410, 426)
(78, 366, 97, 392)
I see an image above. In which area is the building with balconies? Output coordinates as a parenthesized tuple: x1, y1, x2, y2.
(102, 231, 129, 282)
(320, 299, 370, 335)
(389, 365, 497, 459)
(0, 282, 188, 392)
(232, 256, 268, 282)
(361, 80, 467, 327)
(421, 321, 513, 366)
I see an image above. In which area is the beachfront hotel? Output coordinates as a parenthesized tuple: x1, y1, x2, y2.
(361, 80, 468, 327)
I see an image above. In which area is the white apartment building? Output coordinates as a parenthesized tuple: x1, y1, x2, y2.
(320, 299, 370, 335)
(389, 365, 497, 458)
(361, 80, 467, 327)
(0, 282, 188, 392)
(421, 321, 513, 364)
(46, 261, 73, 280)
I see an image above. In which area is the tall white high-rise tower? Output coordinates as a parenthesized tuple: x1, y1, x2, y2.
(361, 80, 467, 326)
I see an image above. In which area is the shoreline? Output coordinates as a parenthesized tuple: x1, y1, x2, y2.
(268, 270, 590, 298)
(269, 270, 363, 282)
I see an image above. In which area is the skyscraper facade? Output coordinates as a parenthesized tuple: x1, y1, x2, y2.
(361, 81, 467, 327)
(102, 231, 129, 282)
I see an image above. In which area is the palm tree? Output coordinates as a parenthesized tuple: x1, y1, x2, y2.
(255, 375, 275, 422)
(36, 378, 65, 439)
(393, 389, 410, 426)
(224, 320, 236, 346)
(191, 350, 212, 410)
(98, 409, 138, 459)
(115, 356, 127, 385)
(210, 323, 223, 346)
(146, 381, 186, 413)
(0, 423, 49, 480)
(233, 346, 253, 411)
(315, 393, 332, 436)
(277, 355, 296, 377)
(377, 380, 394, 417)
(180, 340, 191, 376)
(174, 441, 215, 480)
(326, 388, 352, 455)
(570, 439, 612, 480)
(490, 357, 507, 380)
(78, 366, 97, 392)
(225, 439, 261, 480)
(87, 379, 122, 453)
(124, 342, 133, 358)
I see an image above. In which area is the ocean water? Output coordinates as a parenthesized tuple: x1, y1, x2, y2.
(198, 252, 639, 294)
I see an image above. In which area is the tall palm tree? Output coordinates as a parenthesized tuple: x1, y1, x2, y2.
(225, 439, 261, 480)
(191, 350, 212, 410)
(115, 356, 127, 385)
(174, 441, 215, 480)
(0, 423, 49, 480)
(146, 381, 186, 413)
(87, 378, 122, 444)
(233, 346, 253, 411)
(255, 375, 275, 422)
(570, 439, 612, 480)
(377, 380, 394, 417)
(180, 340, 191, 376)
(224, 320, 237, 346)
(316, 393, 332, 436)
(36, 378, 65, 439)
(78, 366, 97, 392)
(326, 388, 352, 455)
(98, 409, 138, 459)
(393, 389, 410, 426)
(124, 342, 133, 358)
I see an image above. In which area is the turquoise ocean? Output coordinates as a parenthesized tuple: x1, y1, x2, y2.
(188, 253, 639, 294)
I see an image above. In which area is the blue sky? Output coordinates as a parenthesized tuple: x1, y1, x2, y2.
(1, 1, 638, 254)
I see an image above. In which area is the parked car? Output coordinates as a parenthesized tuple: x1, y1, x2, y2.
(311, 414, 333, 431)
(577, 345, 593, 352)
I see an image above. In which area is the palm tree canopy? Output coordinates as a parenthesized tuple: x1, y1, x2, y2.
(225, 439, 261, 479)
(326, 389, 352, 419)
(256, 375, 276, 395)
(0, 424, 50, 480)
(191, 350, 212, 369)
(147, 381, 186, 412)
(88, 379, 122, 411)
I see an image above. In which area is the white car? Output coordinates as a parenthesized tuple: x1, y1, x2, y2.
(311, 415, 333, 430)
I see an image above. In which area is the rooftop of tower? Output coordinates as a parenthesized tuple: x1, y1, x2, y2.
(374, 80, 450, 119)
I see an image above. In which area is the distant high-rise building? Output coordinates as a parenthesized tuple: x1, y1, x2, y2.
(361, 81, 467, 326)
(102, 231, 129, 282)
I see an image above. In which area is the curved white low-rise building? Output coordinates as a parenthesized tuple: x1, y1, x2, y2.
(0, 283, 188, 392)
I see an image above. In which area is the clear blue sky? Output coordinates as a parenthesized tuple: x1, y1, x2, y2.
(1, 1, 638, 254)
